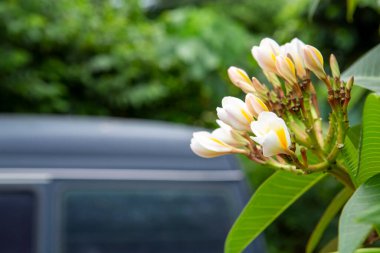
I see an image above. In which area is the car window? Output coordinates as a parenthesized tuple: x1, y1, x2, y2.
(62, 184, 241, 253)
(0, 191, 35, 253)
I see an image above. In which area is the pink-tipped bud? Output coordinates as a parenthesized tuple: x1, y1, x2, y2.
(329, 54, 340, 79)
(251, 77, 270, 100)
(275, 55, 297, 85)
(245, 93, 269, 118)
(303, 45, 326, 79)
(251, 38, 280, 73)
(227, 66, 255, 93)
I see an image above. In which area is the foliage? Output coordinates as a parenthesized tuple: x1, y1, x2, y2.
(0, 0, 253, 126)
(339, 174, 380, 253)
(342, 45, 380, 94)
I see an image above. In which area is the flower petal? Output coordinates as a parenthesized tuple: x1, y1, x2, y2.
(262, 130, 284, 157)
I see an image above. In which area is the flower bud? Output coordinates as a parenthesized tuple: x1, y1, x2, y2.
(275, 55, 297, 85)
(329, 54, 340, 79)
(281, 38, 307, 78)
(227, 66, 255, 93)
(250, 111, 291, 157)
(346, 76, 354, 90)
(251, 77, 270, 101)
(245, 93, 269, 118)
(303, 45, 326, 79)
(252, 38, 280, 73)
(217, 96, 253, 131)
(190, 131, 247, 158)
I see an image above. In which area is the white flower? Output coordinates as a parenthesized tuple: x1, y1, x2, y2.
(190, 131, 247, 158)
(281, 38, 307, 78)
(217, 96, 253, 131)
(250, 111, 291, 157)
(251, 38, 280, 73)
(245, 93, 268, 118)
(227, 66, 255, 93)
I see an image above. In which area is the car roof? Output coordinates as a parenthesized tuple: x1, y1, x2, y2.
(0, 115, 240, 170)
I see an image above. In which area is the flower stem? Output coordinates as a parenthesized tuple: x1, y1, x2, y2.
(329, 164, 356, 190)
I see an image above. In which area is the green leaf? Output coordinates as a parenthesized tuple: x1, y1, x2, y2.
(357, 205, 380, 225)
(225, 171, 325, 253)
(347, 124, 362, 148)
(341, 44, 380, 93)
(341, 126, 361, 184)
(338, 174, 380, 253)
(353, 250, 380, 253)
(306, 187, 353, 253)
(348, 86, 368, 112)
(357, 94, 380, 185)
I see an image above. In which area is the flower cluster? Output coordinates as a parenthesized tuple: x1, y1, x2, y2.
(191, 38, 353, 175)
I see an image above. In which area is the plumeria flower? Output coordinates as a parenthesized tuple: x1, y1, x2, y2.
(245, 93, 269, 118)
(227, 66, 255, 93)
(281, 38, 307, 79)
(251, 38, 280, 73)
(191, 37, 353, 178)
(190, 131, 248, 158)
(217, 96, 253, 131)
(250, 111, 291, 157)
(303, 45, 326, 79)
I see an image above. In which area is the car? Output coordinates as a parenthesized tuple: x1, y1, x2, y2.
(0, 115, 265, 253)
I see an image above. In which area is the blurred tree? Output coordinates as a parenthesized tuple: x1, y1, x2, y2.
(0, 0, 254, 127)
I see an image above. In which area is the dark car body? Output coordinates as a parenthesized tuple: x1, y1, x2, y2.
(0, 115, 265, 253)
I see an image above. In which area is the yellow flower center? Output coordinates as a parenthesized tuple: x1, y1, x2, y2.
(276, 128, 288, 149)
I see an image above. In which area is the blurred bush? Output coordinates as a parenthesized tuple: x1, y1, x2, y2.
(0, 0, 377, 127)
(0, 0, 257, 126)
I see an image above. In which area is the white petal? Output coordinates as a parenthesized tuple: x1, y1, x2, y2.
(245, 93, 268, 117)
(262, 130, 284, 157)
(221, 96, 246, 108)
(261, 38, 280, 55)
(190, 139, 220, 158)
(251, 111, 291, 153)
(250, 119, 269, 137)
(218, 98, 252, 131)
(193, 132, 231, 152)
(252, 135, 265, 146)
(226, 105, 251, 126)
(212, 128, 236, 145)
(257, 111, 279, 123)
